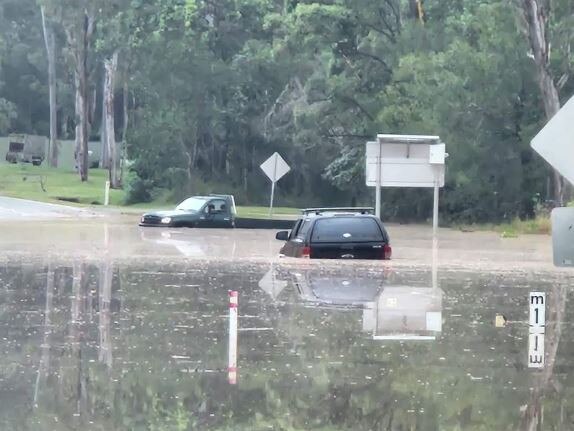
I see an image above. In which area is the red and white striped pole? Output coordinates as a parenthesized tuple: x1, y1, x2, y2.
(228, 290, 238, 385)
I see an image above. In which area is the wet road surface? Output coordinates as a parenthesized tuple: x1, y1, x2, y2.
(0, 219, 572, 430)
(0, 196, 93, 220)
(0, 217, 556, 270)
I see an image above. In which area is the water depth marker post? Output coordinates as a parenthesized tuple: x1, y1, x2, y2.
(228, 290, 238, 384)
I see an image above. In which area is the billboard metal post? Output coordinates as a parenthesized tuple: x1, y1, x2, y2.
(432, 166, 440, 237)
(433, 184, 439, 236)
(375, 141, 381, 219)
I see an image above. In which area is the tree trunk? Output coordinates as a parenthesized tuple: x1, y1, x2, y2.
(178, 135, 193, 189)
(66, 12, 94, 182)
(41, 6, 58, 168)
(119, 72, 129, 185)
(225, 145, 231, 176)
(104, 51, 119, 188)
(74, 70, 84, 175)
(60, 110, 69, 139)
(520, 0, 564, 204)
(91, 84, 97, 125)
(100, 73, 109, 169)
(242, 141, 248, 192)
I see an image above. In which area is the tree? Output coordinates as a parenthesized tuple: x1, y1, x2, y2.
(95, 0, 135, 187)
(60, 2, 97, 181)
(518, 0, 565, 205)
(40, 4, 58, 167)
(0, 0, 572, 219)
(103, 51, 119, 187)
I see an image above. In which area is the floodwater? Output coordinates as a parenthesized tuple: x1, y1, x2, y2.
(1, 218, 573, 430)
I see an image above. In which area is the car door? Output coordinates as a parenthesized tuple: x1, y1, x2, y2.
(196, 204, 213, 228)
(212, 199, 233, 227)
(200, 199, 230, 228)
(280, 220, 301, 257)
(282, 219, 311, 257)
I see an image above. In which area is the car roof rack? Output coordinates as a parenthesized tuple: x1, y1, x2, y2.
(301, 207, 374, 216)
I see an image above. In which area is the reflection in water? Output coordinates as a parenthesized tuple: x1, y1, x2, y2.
(140, 229, 208, 257)
(33, 260, 54, 408)
(71, 261, 88, 421)
(362, 287, 443, 340)
(0, 259, 572, 429)
(286, 269, 442, 340)
(291, 271, 383, 306)
(98, 259, 113, 368)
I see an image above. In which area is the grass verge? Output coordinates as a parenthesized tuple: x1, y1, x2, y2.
(455, 216, 551, 237)
(0, 163, 300, 219)
(0, 164, 125, 205)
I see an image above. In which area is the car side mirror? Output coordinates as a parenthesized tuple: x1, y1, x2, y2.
(275, 231, 289, 241)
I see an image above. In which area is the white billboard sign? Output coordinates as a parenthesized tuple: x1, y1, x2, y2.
(366, 140, 445, 188)
(366, 134, 446, 234)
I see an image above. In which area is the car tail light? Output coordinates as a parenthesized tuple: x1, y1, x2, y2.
(302, 246, 312, 259)
(382, 244, 392, 260)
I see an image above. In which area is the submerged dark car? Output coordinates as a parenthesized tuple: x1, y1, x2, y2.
(276, 207, 392, 260)
(139, 195, 236, 228)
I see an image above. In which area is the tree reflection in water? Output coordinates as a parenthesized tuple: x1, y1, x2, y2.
(0, 261, 572, 430)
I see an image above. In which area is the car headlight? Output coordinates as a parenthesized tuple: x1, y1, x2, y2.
(161, 217, 172, 224)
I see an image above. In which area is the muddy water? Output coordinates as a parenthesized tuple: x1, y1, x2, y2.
(0, 220, 573, 430)
(0, 218, 556, 270)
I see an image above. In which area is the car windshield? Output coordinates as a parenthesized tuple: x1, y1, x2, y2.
(175, 197, 207, 212)
(311, 217, 383, 242)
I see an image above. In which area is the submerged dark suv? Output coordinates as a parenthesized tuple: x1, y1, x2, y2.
(275, 208, 392, 260)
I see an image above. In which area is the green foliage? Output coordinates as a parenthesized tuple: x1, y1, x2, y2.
(0, 0, 572, 221)
(124, 169, 153, 204)
(0, 98, 16, 133)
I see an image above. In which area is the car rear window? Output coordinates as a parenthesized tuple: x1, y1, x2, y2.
(310, 217, 384, 242)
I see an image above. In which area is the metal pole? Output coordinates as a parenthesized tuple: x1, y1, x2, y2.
(433, 181, 439, 237)
(375, 142, 381, 219)
(269, 181, 276, 218)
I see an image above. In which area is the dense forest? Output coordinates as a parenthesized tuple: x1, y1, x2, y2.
(0, 0, 572, 222)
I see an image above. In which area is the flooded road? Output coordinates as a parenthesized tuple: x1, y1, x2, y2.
(0, 197, 94, 220)
(0, 219, 572, 430)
